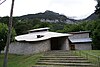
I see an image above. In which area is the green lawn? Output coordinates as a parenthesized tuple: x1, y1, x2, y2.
(74, 50, 100, 56)
(0, 53, 43, 67)
(0, 50, 100, 67)
(81, 50, 100, 56)
(74, 50, 100, 66)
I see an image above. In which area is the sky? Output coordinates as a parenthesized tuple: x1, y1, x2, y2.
(0, 0, 97, 19)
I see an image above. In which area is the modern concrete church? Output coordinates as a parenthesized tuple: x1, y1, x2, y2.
(8, 27, 92, 55)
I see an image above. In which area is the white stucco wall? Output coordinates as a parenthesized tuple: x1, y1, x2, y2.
(9, 40, 51, 55)
(75, 43, 92, 50)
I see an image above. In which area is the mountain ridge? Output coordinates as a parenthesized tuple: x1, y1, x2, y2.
(18, 10, 76, 23)
(0, 10, 99, 23)
(84, 12, 99, 21)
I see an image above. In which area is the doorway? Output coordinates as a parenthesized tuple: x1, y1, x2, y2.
(50, 37, 67, 50)
(70, 44, 75, 50)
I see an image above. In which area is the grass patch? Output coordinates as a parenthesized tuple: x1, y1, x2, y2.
(82, 50, 100, 56)
(74, 50, 100, 66)
(0, 53, 43, 67)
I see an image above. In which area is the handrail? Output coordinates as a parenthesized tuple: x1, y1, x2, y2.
(81, 51, 100, 58)
(74, 50, 100, 67)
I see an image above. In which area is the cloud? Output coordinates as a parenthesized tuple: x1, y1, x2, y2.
(49, 0, 97, 19)
(0, 0, 97, 19)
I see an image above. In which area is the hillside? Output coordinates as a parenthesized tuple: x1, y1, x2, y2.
(19, 10, 76, 23)
(84, 12, 99, 21)
(16, 11, 99, 23)
(0, 11, 99, 23)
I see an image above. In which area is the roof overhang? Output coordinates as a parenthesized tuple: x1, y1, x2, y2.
(15, 31, 72, 42)
(69, 38, 92, 44)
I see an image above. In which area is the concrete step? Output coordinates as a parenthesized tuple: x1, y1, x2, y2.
(44, 51, 74, 55)
(44, 52, 73, 54)
(36, 62, 94, 66)
(40, 57, 87, 60)
(32, 65, 94, 67)
(33, 51, 95, 67)
(42, 56, 83, 58)
(45, 52, 73, 54)
(32, 65, 59, 67)
(38, 60, 90, 63)
(44, 53, 76, 56)
(44, 54, 74, 56)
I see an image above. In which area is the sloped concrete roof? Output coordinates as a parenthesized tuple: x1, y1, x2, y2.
(29, 27, 49, 32)
(15, 31, 71, 42)
(68, 31, 90, 34)
(69, 38, 92, 43)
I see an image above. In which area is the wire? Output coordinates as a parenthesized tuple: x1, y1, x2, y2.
(0, 0, 6, 5)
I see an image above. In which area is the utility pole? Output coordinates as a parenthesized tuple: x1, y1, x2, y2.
(3, 0, 15, 67)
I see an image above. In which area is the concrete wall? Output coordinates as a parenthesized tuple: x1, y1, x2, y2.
(60, 37, 69, 50)
(9, 40, 51, 55)
(69, 33, 89, 39)
(75, 43, 92, 50)
(69, 32, 92, 50)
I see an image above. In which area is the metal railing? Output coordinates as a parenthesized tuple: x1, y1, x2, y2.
(72, 50, 100, 67)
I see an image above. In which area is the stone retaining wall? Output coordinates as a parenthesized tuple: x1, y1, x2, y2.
(9, 40, 50, 55)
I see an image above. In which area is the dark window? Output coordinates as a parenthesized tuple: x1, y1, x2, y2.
(37, 35, 44, 38)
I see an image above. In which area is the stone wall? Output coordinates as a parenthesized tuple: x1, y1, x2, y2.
(9, 39, 51, 55)
(75, 43, 92, 50)
(60, 37, 70, 50)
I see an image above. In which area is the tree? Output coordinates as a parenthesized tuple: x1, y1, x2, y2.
(0, 16, 9, 24)
(14, 22, 33, 35)
(92, 22, 100, 49)
(62, 24, 84, 33)
(0, 23, 8, 53)
(95, 0, 100, 17)
(92, 28, 100, 49)
(33, 22, 51, 29)
(0, 23, 16, 53)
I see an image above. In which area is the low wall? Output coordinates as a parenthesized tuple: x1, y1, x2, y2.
(9, 40, 51, 55)
(75, 43, 92, 50)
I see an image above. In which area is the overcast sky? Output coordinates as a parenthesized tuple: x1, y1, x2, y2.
(0, 0, 97, 19)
